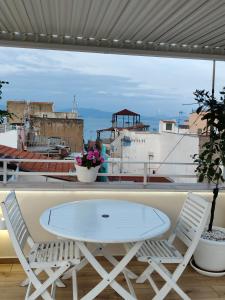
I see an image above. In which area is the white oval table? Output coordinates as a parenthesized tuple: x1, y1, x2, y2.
(40, 200, 170, 300)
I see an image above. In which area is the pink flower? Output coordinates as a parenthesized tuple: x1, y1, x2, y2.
(76, 157, 82, 165)
(93, 149, 100, 158)
(87, 150, 95, 160)
(93, 159, 96, 164)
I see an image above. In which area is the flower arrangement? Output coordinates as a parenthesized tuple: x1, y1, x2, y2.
(75, 149, 104, 169)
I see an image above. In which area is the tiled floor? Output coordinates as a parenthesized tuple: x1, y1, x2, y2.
(0, 259, 225, 299)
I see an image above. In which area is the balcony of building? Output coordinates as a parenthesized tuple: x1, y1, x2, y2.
(1, 187, 225, 299)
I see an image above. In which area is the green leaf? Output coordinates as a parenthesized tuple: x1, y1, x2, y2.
(198, 173, 205, 182)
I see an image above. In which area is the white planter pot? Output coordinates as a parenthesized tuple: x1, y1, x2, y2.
(75, 165, 100, 183)
(194, 226, 225, 272)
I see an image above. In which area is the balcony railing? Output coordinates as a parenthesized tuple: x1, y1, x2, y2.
(0, 158, 198, 186)
(0, 124, 17, 133)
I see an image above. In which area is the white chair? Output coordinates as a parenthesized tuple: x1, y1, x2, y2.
(133, 192, 211, 300)
(1, 191, 79, 300)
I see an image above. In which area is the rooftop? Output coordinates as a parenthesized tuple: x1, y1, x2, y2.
(161, 120, 176, 123)
(0, 144, 74, 182)
(0, 145, 171, 184)
(113, 109, 140, 116)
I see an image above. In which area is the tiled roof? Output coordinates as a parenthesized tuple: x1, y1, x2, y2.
(0, 145, 74, 181)
(109, 176, 172, 183)
(0, 145, 172, 184)
(113, 109, 139, 116)
(161, 120, 176, 123)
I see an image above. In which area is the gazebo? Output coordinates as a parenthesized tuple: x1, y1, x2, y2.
(97, 109, 149, 140)
(112, 109, 141, 128)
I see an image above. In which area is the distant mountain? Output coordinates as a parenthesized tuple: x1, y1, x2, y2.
(63, 107, 112, 119)
(63, 107, 185, 122)
(78, 108, 112, 119)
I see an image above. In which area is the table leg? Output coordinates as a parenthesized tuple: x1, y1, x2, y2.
(100, 246, 138, 279)
(76, 241, 143, 300)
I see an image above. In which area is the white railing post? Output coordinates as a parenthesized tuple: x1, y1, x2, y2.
(0, 158, 198, 187)
(143, 162, 147, 186)
(3, 160, 7, 185)
(223, 165, 225, 185)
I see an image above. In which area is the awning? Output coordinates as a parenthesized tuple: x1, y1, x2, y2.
(0, 0, 225, 60)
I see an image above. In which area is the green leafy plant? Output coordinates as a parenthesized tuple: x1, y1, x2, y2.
(0, 80, 12, 123)
(193, 88, 225, 232)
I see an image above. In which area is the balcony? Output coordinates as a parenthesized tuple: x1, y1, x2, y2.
(1, 157, 225, 298)
(0, 187, 225, 297)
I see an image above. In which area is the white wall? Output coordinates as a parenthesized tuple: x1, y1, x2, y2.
(0, 189, 224, 258)
(159, 132, 199, 183)
(110, 130, 199, 183)
(0, 130, 18, 148)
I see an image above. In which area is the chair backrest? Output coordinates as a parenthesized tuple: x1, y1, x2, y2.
(1, 191, 31, 254)
(174, 192, 211, 249)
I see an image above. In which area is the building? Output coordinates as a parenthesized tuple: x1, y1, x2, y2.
(1, 3, 225, 296)
(30, 113, 83, 152)
(110, 125, 199, 183)
(97, 108, 149, 142)
(7, 100, 54, 125)
(7, 100, 83, 152)
(0, 144, 74, 183)
(159, 120, 189, 134)
(0, 125, 18, 148)
(183, 112, 208, 135)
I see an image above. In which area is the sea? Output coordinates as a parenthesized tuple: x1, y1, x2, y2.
(82, 114, 186, 142)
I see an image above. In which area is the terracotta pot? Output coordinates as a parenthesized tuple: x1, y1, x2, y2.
(75, 165, 100, 183)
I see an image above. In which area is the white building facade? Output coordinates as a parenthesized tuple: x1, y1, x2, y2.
(110, 124, 199, 183)
(0, 126, 18, 148)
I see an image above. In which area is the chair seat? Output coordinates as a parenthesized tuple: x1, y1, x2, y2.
(134, 240, 184, 263)
(29, 240, 79, 268)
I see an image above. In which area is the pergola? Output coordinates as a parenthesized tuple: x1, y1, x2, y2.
(0, 0, 225, 61)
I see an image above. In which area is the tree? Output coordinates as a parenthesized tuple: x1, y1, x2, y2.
(0, 80, 11, 123)
(193, 88, 225, 232)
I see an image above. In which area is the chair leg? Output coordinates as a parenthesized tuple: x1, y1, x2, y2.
(62, 246, 101, 280)
(150, 261, 191, 300)
(21, 269, 43, 287)
(72, 269, 78, 300)
(153, 281, 190, 300)
(25, 281, 32, 300)
(27, 264, 70, 300)
(101, 247, 138, 279)
(44, 268, 66, 288)
(50, 282, 56, 300)
(136, 264, 154, 283)
(21, 268, 66, 288)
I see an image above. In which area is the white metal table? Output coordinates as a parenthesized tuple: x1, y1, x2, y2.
(40, 200, 170, 300)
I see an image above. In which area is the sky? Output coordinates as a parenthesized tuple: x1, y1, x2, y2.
(0, 46, 225, 118)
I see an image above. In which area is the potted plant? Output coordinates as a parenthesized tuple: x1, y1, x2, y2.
(75, 149, 104, 183)
(192, 88, 225, 275)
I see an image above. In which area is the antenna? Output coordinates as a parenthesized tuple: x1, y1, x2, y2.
(72, 95, 78, 115)
(177, 111, 184, 133)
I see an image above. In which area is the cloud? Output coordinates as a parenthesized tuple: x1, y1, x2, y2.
(0, 46, 225, 116)
(97, 90, 108, 95)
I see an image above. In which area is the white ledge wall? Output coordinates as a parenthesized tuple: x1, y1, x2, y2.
(1, 190, 225, 258)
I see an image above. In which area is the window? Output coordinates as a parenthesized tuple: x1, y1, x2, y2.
(166, 123, 173, 131)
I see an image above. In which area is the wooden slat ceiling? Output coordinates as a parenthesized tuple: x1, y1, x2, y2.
(0, 0, 225, 60)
